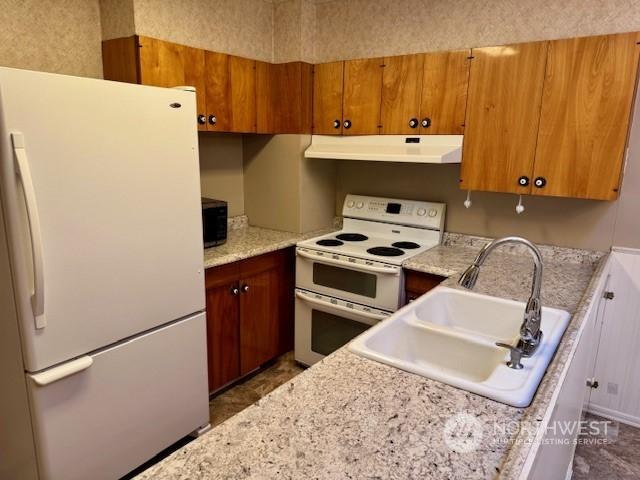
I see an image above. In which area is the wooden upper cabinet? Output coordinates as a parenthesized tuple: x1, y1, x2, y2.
(204, 52, 256, 133)
(137, 36, 207, 131)
(420, 49, 470, 134)
(228, 56, 257, 133)
(256, 61, 312, 134)
(313, 61, 344, 134)
(342, 58, 384, 135)
(204, 51, 230, 131)
(460, 41, 548, 194)
(380, 54, 424, 134)
(532, 32, 640, 200)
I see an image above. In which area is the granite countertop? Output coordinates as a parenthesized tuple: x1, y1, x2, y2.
(144, 235, 607, 480)
(204, 224, 336, 269)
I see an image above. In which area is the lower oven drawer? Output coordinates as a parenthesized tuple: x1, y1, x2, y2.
(295, 247, 402, 311)
(295, 289, 390, 366)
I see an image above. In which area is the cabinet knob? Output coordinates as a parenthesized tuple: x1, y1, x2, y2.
(197, 114, 207, 125)
(421, 118, 431, 128)
(409, 118, 419, 128)
(333, 119, 341, 129)
(343, 120, 352, 129)
(518, 176, 530, 187)
(231, 286, 239, 295)
(241, 284, 249, 293)
(208, 115, 217, 126)
(534, 177, 547, 188)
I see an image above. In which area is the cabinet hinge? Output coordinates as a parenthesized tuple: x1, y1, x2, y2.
(604, 291, 615, 300)
(586, 379, 599, 389)
(467, 56, 474, 60)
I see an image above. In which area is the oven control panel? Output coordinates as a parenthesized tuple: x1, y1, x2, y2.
(342, 194, 446, 230)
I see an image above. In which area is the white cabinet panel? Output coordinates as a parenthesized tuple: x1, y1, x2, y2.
(26, 313, 209, 480)
(589, 249, 640, 426)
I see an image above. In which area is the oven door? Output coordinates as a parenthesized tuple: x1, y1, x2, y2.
(294, 289, 390, 366)
(296, 247, 402, 311)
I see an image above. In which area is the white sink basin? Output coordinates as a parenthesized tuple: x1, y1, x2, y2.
(348, 286, 571, 407)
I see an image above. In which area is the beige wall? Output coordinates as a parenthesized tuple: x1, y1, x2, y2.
(99, 0, 135, 40)
(313, 0, 640, 62)
(199, 133, 245, 217)
(0, 0, 103, 78)
(243, 134, 335, 232)
(129, 0, 274, 61)
(273, 0, 316, 63)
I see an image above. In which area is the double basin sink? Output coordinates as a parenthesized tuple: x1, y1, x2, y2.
(348, 286, 570, 407)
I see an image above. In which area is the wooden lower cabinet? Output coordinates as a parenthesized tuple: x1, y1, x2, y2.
(204, 261, 241, 392)
(204, 248, 294, 392)
(404, 270, 446, 305)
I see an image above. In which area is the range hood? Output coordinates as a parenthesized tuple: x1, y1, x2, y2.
(304, 135, 463, 163)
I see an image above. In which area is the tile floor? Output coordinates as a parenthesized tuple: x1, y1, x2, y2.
(209, 351, 305, 427)
(573, 413, 640, 479)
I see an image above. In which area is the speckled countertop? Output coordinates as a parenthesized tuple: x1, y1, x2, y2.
(204, 224, 336, 269)
(144, 233, 608, 480)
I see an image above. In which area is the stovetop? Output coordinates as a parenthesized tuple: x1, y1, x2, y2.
(297, 218, 442, 266)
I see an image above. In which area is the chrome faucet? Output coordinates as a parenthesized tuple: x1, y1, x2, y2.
(458, 236, 544, 363)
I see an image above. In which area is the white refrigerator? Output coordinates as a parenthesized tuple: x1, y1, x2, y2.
(0, 67, 210, 480)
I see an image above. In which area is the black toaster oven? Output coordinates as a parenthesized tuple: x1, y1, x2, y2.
(201, 198, 227, 247)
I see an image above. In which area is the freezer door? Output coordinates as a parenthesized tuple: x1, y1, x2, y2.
(26, 313, 209, 480)
(0, 67, 205, 371)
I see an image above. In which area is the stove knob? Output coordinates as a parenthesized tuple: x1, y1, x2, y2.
(417, 208, 427, 216)
(428, 209, 438, 217)
(356, 201, 364, 209)
(347, 200, 355, 208)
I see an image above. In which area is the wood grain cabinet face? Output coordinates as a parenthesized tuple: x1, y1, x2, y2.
(204, 249, 294, 393)
(342, 58, 384, 135)
(404, 270, 446, 305)
(313, 61, 345, 134)
(257, 62, 313, 134)
(460, 41, 548, 194)
(204, 263, 241, 392)
(137, 36, 208, 131)
(204, 52, 256, 133)
(380, 54, 424, 134)
(532, 32, 640, 200)
(238, 249, 294, 375)
(420, 50, 470, 134)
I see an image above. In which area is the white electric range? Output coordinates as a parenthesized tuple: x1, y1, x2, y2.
(295, 194, 446, 365)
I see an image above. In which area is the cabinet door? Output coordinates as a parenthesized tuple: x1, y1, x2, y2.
(380, 54, 423, 134)
(228, 55, 256, 133)
(313, 61, 344, 134)
(138, 36, 207, 131)
(404, 271, 446, 305)
(420, 49, 470, 134)
(204, 51, 230, 132)
(204, 53, 256, 133)
(342, 58, 383, 135)
(257, 62, 313, 134)
(532, 33, 640, 200)
(460, 41, 548, 194)
(205, 263, 240, 392)
(239, 250, 294, 375)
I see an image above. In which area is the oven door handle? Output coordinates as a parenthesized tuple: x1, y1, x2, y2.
(296, 249, 401, 276)
(295, 291, 388, 321)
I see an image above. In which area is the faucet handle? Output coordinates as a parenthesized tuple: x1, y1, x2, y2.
(496, 342, 524, 370)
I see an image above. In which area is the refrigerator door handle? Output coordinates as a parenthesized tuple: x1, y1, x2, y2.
(29, 355, 93, 386)
(11, 132, 46, 328)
